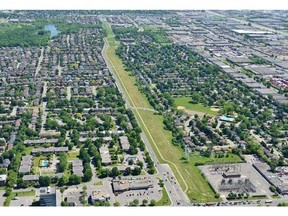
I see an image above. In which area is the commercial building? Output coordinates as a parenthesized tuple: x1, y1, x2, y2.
(90, 190, 110, 204)
(112, 178, 154, 194)
(253, 162, 288, 195)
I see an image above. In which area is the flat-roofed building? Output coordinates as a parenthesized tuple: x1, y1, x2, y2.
(72, 160, 84, 177)
(23, 174, 40, 183)
(119, 136, 130, 152)
(90, 190, 110, 204)
(31, 147, 68, 155)
(24, 139, 59, 146)
(99, 146, 112, 165)
(112, 178, 154, 194)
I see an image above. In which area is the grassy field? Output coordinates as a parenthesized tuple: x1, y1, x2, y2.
(102, 21, 235, 203)
(67, 151, 80, 160)
(174, 97, 218, 115)
(156, 187, 171, 206)
(32, 155, 46, 174)
(103, 25, 152, 109)
(102, 22, 119, 47)
(11, 190, 35, 198)
(24, 147, 33, 155)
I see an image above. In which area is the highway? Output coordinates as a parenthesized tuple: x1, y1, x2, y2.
(101, 19, 190, 206)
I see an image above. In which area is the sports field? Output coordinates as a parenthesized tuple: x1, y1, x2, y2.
(174, 97, 218, 115)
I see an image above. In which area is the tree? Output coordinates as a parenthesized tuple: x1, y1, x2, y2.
(5, 187, 12, 196)
(39, 176, 51, 187)
(132, 199, 139, 206)
(150, 199, 156, 206)
(142, 199, 148, 206)
(269, 186, 276, 193)
(124, 167, 131, 176)
(128, 159, 134, 165)
(58, 176, 67, 186)
(136, 161, 144, 169)
(99, 168, 110, 178)
(131, 166, 141, 176)
(69, 174, 82, 185)
(58, 153, 68, 172)
(147, 167, 156, 174)
(110, 167, 120, 178)
(61, 201, 69, 206)
(7, 170, 17, 187)
(83, 168, 93, 182)
(113, 201, 120, 206)
(16, 179, 28, 189)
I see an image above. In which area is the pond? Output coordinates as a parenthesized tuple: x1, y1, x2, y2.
(44, 24, 60, 38)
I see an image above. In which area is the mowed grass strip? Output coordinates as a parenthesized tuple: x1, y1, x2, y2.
(103, 26, 151, 109)
(156, 187, 171, 206)
(67, 151, 79, 160)
(174, 97, 218, 115)
(12, 190, 35, 198)
(103, 22, 221, 203)
(136, 110, 218, 203)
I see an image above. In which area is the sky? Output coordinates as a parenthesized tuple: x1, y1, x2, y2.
(0, 0, 288, 10)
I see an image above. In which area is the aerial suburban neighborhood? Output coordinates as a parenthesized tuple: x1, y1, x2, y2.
(0, 10, 288, 207)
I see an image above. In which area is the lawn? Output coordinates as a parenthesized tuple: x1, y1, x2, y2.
(174, 97, 218, 115)
(93, 181, 103, 186)
(156, 187, 171, 206)
(189, 152, 243, 165)
(103, 23, 152, 109)
(102, 21, 224, 203)
(67, 151, 79, 160)
(11, 190, 35, 198)
(24, 147, 33, 155)
(32, 155, 46, 174)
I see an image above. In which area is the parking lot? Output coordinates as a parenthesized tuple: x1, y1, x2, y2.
(115, 186, 163, 206)
(10, 196, 36, 207)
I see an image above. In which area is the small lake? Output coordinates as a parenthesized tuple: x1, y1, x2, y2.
(44, 24, 60, 38)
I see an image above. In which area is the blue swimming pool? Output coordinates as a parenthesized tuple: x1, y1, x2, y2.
(43, 161, 49, 167)
(220, 116, 234, 122)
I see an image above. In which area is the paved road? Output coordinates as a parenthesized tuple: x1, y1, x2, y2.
(67, 35, 70, 49)
(0, 190, 5, 206)
(40, 101, 47, 133)
(35, 47, 44, 78)
(125, 15, 144, 32)
(91, 86, 97, 96)
(131, 107, 158, 113)
(196, 195, 288, 207)
(101, 20, 190, 206)
(67, 86, 72, 101)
